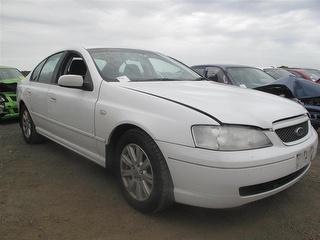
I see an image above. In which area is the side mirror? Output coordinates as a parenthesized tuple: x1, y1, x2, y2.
(58, 75, 83, 88)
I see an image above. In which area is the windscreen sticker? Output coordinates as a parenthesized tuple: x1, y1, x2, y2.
(117, 75, 131, 82)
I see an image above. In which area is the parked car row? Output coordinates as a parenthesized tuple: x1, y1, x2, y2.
(264, 67, 320, 83)
(14, 47, 318, 213)
(191, 65, 320, 129)
(286, 68, 320, 83)
(2, 57, 320, 126)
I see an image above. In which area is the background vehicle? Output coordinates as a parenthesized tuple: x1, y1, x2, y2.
(257, 76, 320, 129)
(0, 66, 24, 120)
(17, 48, 317, 213)
(285, 68, 320, 83)
(191, 65, 320, 129)
(191, 64, 276, 88)
(264, 68, 296, 80)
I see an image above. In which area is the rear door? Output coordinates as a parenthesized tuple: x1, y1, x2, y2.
(27, 52, 65, 129)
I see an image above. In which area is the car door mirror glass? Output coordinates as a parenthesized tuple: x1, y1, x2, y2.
(58, 75, 83, 88)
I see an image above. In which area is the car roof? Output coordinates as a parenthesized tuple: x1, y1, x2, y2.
(35, 47, 162, 66)
(288, 68, 319, 71)
(191, 64, 258, 70)
(264, 68, 290, 71)
(86, 47, 157, 53)
(46, 47, 163, 61)
(0, 66, 16, 69)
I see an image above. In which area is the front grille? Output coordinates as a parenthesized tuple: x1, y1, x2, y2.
(239, 164, 309, 196)
(275, 121, 308, 143)
(9, 95, 17, 102)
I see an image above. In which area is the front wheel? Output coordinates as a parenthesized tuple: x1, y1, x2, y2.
(20, 106, 44, 144)
(0, 94, 6, 119)
(115, 129, 174, 213)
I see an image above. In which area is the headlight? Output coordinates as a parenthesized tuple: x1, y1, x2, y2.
(0, 96, 5, 114)
(192, 125, 272, 151)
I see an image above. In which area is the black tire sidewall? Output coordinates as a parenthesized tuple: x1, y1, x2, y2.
(20, 107, 38, 143)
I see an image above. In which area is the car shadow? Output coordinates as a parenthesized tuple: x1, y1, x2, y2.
(0, 118, 19, 125)
(43, 135, 297, 221)
(4, 124, 318, 240)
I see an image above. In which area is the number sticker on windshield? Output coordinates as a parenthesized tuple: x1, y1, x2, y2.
(117, 75, 131, 82)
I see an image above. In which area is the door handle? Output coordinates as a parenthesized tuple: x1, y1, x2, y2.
(49, 97, 56, 102)
(26, 88, 32, 96)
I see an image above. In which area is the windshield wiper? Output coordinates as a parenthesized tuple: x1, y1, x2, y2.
(143, 77, 207, 82)
(195, 77, 208, 81)
(143, 78, 183, 81)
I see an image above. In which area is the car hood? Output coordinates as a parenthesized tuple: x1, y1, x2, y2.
(253, 76, 320, 112)
(118, 81, 307, 129)
(267, 76, 320, 99)
(0, 77, 20, 84)
(254, 84, 295, 99)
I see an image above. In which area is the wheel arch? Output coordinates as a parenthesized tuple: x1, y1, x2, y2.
(19, 100, 26, 110)
(18, 100, 27, 127)
(105, 123, 156, 170)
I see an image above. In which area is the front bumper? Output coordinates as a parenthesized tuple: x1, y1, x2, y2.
(0, 92, 19, 120)
(156, 126, 318, 209)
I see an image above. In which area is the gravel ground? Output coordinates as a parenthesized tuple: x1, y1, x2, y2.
(1, 120, 320, 240)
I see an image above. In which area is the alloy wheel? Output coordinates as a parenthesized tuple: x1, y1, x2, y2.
(22, 110, 32, 138)
(120, 143, 154, 201)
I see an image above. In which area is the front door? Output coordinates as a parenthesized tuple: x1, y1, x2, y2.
(46, 52, 99, 159)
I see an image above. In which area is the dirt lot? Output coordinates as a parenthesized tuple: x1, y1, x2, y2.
(0, 120, 320, 240)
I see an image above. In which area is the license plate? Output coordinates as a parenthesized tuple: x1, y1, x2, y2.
(296, 147, 314, 170)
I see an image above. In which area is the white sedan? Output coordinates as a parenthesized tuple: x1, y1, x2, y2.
(17, 47, 318, 213)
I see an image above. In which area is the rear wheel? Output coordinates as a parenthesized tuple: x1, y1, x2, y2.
(115, 129, 174, 213)
(20, 106, 44, 144)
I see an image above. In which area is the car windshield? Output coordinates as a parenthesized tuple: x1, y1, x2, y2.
(304, 69, 320, 81)
(227, 67, 276, 88)
(88, 48, 201, 82)
(264, 68, 294, 80)
(0, 68, 24, 81)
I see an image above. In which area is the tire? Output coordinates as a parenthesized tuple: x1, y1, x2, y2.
(0, 94, 6, 119)
(115, 129, 174, 213)
(20, 106, 44, 144)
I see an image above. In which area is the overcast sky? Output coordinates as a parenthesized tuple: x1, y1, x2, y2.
(0, 0, 319, 70)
